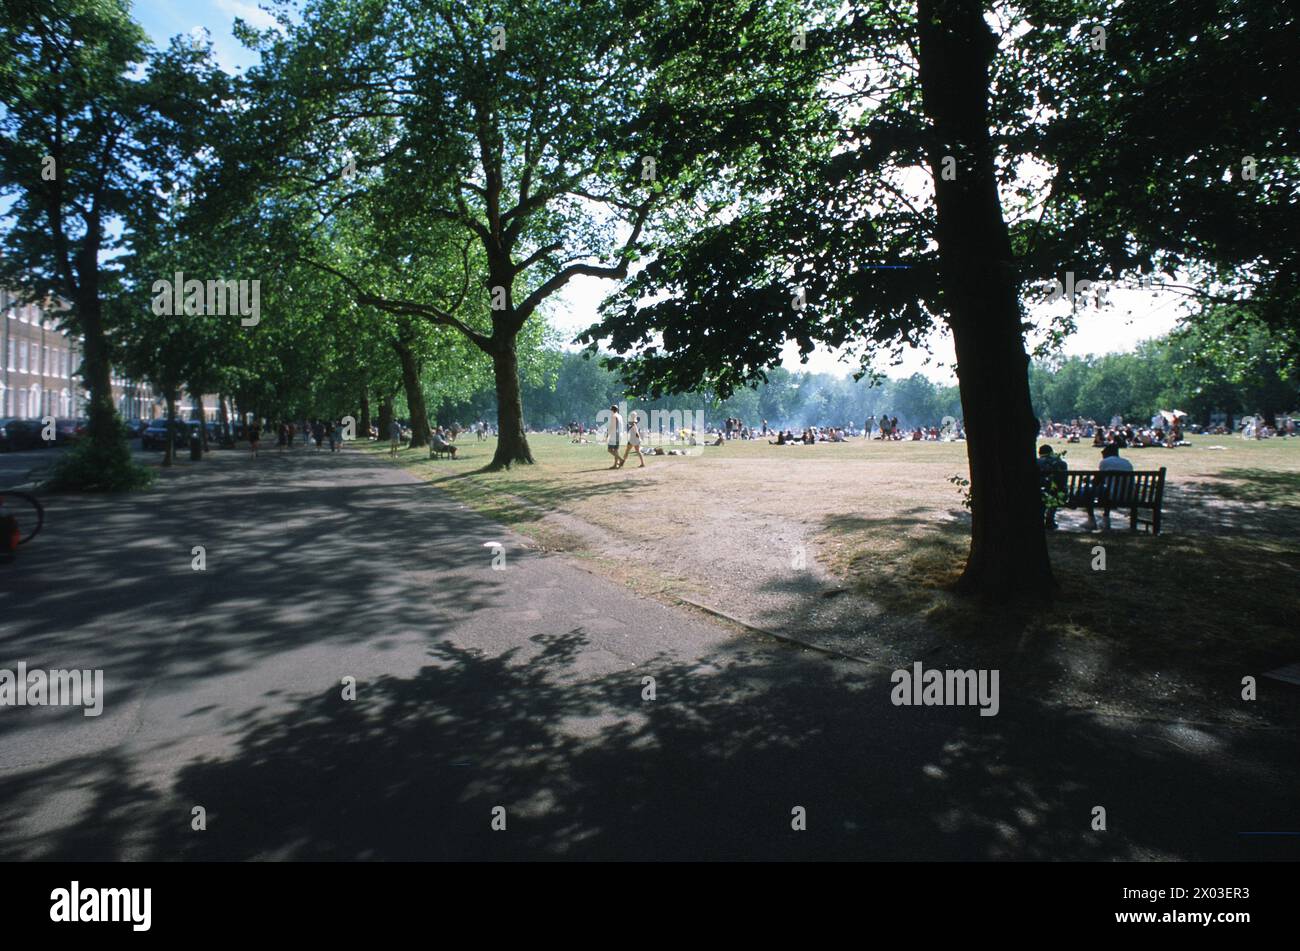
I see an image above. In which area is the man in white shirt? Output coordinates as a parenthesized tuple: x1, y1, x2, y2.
(1085, 444, 1134, 530)
(606, 404, 623, 469)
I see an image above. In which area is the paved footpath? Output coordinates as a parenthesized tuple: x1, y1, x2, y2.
(1, 445, 1296, 860)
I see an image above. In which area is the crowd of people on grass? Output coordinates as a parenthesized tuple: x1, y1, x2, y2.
(559, 408, 970, 451)
(767, 426, 849, 444)
(1237, 416, 1296, 439)
(1042, 413, 1297, 446)
(1040, 415, 1191, 448)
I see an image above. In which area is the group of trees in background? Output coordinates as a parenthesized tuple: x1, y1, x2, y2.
(441, 353, 963, 432)
(1030, 309, 1298, 427)
(2, 0, 1295, 599)
(431, 307, 1297, 434)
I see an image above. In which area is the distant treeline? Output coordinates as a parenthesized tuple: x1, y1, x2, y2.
(432, 323, 1297, 431)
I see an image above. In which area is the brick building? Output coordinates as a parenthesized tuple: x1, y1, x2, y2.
(1, 288, 159, 421)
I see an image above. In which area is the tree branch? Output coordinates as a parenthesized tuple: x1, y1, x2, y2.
(512, 199, 653, 327)
(294, 255, 494, 353)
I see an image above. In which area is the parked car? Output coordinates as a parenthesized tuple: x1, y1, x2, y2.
(53, 418, 88, 445)
(140, 419, 193, 451)
(125, 418, 151, 438)
(0, 418, 46, 451)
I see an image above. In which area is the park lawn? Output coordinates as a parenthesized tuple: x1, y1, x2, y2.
(818, 436, 1300, 670)
(367, 433, 1300, 709)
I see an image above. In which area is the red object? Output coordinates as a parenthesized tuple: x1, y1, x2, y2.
(0, 514, 18, 554)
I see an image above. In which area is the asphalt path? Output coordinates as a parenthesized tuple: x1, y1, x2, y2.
(1, 443, 1296, 859)
(0, 442, 166, 488)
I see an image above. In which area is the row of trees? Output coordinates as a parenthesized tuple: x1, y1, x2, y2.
(2, 0, 1294, 599)
(446, 354, 966, 432)
(1031, 310, 1298, 426)
(437, 308, 1297, 434)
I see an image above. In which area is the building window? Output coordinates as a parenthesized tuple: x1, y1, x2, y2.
(6, 339, 12, 371)
(19, 340, 28, 372)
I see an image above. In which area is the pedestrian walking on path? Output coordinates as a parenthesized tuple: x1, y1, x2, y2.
(621, 415, 645, 468)
(606, 404, 623, 469)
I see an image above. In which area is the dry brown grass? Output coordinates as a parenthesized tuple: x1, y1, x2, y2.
(367, 432, 1300, 715)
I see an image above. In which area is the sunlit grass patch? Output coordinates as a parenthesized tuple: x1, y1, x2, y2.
(363, 431, 1300, 685)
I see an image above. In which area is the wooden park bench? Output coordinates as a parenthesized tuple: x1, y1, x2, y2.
(1055, 467, 1167, 534)
(428, 442, 455, 460)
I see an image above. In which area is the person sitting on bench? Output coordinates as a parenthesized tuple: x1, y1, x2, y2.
(1036, 445, 1068, 530)
(1084, 443, 1132, 531)
(431, 429, 458, 458)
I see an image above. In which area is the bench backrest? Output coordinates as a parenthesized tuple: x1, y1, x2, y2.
(1064, 468, 1166, 507)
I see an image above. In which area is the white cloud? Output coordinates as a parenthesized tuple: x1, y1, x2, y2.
(213, 0, 278, 31)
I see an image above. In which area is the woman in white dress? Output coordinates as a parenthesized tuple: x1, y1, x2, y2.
(621, 415, 645, 468)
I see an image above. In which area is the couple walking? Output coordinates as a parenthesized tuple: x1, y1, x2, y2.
(605, 404, 645, 469)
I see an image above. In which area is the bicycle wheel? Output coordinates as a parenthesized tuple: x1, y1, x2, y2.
(0, 489, 44, 546)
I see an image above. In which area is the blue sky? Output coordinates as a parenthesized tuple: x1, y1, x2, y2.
(132, 0, 274, 73)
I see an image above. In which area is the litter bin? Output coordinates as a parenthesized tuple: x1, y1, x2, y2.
(190, 430, 203, 461)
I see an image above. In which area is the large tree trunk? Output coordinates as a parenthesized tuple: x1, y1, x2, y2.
(163, 392, 177, 467)
(194, 394, 208, 452)
(392, 337, 431, 449)
(489, 339, 534, 468)
(377, 394, 394, 444)
(75, 289, 120, 455)
(218, 393, 231, 444)
(359, 387, 371, 439)
(919, 0, 1054, 600)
